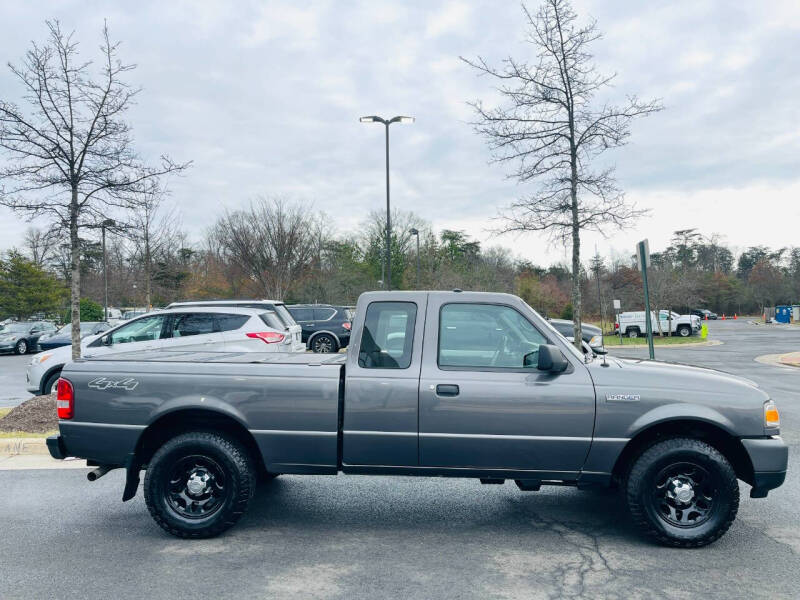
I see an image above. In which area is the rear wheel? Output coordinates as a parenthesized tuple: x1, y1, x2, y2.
(311, 334, 337, 353)
(626, 437, 739, 547)
(14, 339, 28, 355)
(144, 431, 256, 538)
(627, 328, 640, 339)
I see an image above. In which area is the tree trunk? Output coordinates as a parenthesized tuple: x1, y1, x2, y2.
(70, 187, 81, 360)
(570, 150, 582, 352)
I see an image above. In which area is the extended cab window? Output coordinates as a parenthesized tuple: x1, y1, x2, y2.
(439, 303, 547, 369)
(358, 302, 417, 369)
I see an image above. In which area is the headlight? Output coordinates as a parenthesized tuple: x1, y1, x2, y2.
(30, 353, 52, 365)
(764, 400, 780, 429)
(589, 335, 602, 347)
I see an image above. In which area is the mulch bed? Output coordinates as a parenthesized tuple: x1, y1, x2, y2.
(0, 394, 58, 433)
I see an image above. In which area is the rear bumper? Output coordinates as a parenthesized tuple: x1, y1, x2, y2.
(46, 434, 67, 460)
(742, 436, 788, 498)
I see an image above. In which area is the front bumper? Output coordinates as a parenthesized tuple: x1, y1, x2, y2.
(47, 434, 67, 460)
(742, 436, 788, 498)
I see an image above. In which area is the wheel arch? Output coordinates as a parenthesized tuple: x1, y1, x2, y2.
(133, 408, 266, 476)
(611, 418, 754, 486)
(39, 364, 65, 394)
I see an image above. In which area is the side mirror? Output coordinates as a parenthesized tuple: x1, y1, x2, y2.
(101, 335, 112, 346)
(536, 344, 568, 372)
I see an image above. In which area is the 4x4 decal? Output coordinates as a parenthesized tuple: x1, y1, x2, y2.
(88, 376, 139, 391)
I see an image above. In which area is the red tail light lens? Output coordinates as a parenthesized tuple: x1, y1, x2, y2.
(246, 331, 286, 344)
(342, 322, 351, 331)
(56, 378, 74, 419)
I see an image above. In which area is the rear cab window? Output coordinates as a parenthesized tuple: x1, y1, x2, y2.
(358, 302, 417, 369)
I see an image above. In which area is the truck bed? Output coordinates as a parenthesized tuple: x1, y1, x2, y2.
(61, 349, 345, 472)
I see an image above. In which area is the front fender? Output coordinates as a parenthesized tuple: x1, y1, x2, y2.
(626, 403, 737, 438)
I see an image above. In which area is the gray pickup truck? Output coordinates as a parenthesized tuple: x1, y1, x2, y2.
(47, 291, 787, 546)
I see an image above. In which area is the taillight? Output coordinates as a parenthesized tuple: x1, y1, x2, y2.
(614, 322, 619, 330)
(342, 322, 351, 331)
(56, 378, 74, 419)
(246, 331, 286, 344)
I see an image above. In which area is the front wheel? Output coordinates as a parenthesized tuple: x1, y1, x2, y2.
(43, 370, 62, 396)
(677, 325, 692, 337)
(626, 437, 739, 547)
(144, 432, 256, 538)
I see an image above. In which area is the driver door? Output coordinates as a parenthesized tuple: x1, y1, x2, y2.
(418, 298, 596, 476)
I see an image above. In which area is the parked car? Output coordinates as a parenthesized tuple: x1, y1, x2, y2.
(548, 318, 603, 351)
(26, 306, 296, 395)
(286, 304, 353, 353)
(37, 322, 112, 351)
(0, 321, 58, 355)
(691, 308, 718, 320)
(616, 310, 700, 338)
(165, 300, 305, 353)
(47, 290, 786, 546)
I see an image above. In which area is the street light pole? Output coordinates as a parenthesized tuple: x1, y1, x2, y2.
(410, 228, 420, 289)
(360, 115, 414, 291)
(101, 219, 115, 321)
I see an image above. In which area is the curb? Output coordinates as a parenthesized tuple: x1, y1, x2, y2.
(754, 353, 800, 369)
(605, 340, 722, 350)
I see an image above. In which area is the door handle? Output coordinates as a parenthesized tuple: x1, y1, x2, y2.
(436, 384, 460, 397)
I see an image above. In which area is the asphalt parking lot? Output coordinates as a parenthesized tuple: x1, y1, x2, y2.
(0, 352, 33, 406)
(0, 319, 798, 599)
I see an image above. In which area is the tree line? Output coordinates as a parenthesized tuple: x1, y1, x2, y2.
(3, 206, 799, 329)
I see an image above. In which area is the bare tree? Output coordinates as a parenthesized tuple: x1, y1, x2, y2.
(211, 197, 320, 301)
(24, 226, 57, 268)
(130, 182, 181, 310)
(463, 0, 661, 348)
(0, 21, 188, 358)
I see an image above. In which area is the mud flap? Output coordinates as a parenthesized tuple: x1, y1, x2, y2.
(122, 454, 142, 502)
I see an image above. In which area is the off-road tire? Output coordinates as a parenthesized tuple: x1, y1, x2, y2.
(144, 431, 256, 539)
(626, 437, 739, 548)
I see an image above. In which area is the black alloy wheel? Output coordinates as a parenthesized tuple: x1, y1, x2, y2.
(312, 334, 337, 353)
(626, 437, 739, 547)
(144, 431, 256, 538)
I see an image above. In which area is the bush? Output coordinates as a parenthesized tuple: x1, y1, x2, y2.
(61, 298, 105, 323)
(560, 302, 573, 320)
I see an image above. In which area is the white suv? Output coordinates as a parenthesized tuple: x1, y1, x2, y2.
(26, 306, 300, 396)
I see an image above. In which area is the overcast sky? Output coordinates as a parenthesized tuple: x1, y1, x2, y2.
(1, 0, 798, 266)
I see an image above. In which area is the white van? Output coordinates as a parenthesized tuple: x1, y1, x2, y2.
(617, 310, 700, 338)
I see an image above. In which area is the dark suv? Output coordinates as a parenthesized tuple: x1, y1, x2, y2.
(286, 304, 353, 353)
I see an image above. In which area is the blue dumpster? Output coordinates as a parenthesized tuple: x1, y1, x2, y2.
(775, 305, 791, 324)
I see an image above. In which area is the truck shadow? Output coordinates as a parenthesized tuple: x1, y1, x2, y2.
(240, 474, 640, 542)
